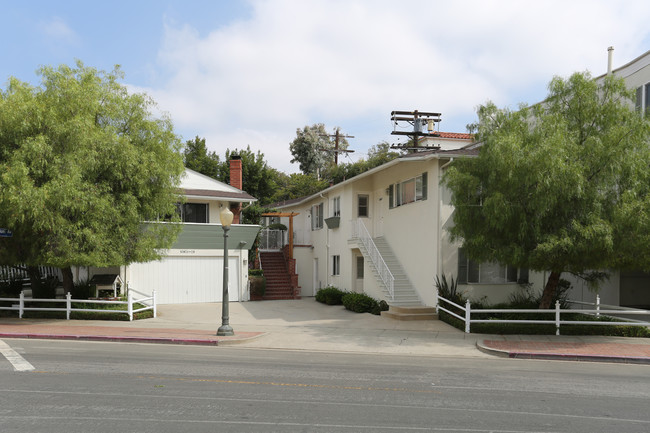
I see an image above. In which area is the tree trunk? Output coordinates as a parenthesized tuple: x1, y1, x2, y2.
(539, 271, 561, 309)
(27, 266, 41, 297)
(61, 266, 74, 294)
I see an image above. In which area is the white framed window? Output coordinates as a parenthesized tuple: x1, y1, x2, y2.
(332, 255, 340, 276)
(457, 248, 528, 284)
(636, 82, 650, 115)
(177, 203, 209, 223)
(356, 256, 364, 279)
(358, 194, 369, 217)
(311, 203, 324, 230)
(389, 172, 428, 208)
(332, 196, 341, 217)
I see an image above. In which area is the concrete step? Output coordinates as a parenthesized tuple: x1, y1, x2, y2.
(381, 306, 438, 321)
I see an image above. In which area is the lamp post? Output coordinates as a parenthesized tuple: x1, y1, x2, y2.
(217, 206, 234, 336)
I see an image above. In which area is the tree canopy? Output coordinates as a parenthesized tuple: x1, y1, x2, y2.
(289, 123, 349, 176)
(444, 72, 650, 308)
(0, 61, 185, 289)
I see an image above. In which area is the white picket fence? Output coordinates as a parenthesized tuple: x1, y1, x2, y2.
(437, 295, 650, 335)
(0, 290, 156, 321)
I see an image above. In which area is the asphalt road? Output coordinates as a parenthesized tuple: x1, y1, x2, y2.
(1, 339, 649, 433)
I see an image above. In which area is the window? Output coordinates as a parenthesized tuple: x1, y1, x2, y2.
(311, 203, 324, 230)
(389, 172, 428, 208)
(332, 196, 341, 217)
(332, 255, 340, 276)
(178, 203, 208, 223)
(358, 195, 369, 217)
(457, 248, 528, 284)
(356, 256, 364, 279)
(635, 83, 650, 115)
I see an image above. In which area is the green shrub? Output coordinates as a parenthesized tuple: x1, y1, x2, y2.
(342, 292, 380, 314)
(32, 276, 59, 299)
(315, 286, 346, 305)
(71, 279, 94, 300)
(267, 223, 287, 231)
(435, 274, 465, 305)
(0, 277, 24, 297)
(249, 269, 264, 277)
(249, 275, 266, 297)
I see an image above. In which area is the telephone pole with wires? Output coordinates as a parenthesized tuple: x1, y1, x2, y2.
(390, 110, 441, 152)
(320, 128, 355, 165)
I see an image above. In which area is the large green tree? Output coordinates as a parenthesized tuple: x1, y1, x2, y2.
(444, 72, 650, 308)
(0, 61, 185, 291)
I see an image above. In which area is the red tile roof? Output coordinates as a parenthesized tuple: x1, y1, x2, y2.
(437, 131, 475, 140)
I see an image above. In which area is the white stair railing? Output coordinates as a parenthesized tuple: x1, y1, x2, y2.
(353, 219, 394, 300)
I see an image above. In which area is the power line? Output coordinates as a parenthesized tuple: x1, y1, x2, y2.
(390, 110, 441, 152)
(319, 127, 355, 165)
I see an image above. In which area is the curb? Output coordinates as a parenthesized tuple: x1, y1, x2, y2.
(0, 331, 266, 347)
(476, 340, 650, 365)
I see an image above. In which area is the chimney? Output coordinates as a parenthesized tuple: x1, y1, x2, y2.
(229, 155, 243, 224)
(607, 46, 614, 76)
(229, 155, 243, 190)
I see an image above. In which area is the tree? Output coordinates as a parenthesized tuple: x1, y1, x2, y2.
(221, 147, 280, 205)
(269, 173, 329, 204)
(0, 61, 185, 292)
(444, 72, 650, 308)
(183, 136, 221, 179)
(289, 123, 348, 176)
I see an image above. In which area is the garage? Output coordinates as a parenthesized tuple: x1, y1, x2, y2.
(128, 254, 241, 304)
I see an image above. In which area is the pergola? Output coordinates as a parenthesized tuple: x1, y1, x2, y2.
(261, 212, 299, 259)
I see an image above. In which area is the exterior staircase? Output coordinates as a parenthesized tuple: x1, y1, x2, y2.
(357, 235, 422, 307)
(258, 251, 298, 300)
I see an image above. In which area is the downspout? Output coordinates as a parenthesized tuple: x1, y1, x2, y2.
(320, 193, 329, 287)
(437, 157, 453, 285)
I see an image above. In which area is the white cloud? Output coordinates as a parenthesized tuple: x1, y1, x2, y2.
(139, 0, 650, 173)
(40, 17, 78, 45)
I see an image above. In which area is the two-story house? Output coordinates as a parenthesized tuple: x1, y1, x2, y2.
(89, 158, 260, 304)
(269, 133, 507, 308)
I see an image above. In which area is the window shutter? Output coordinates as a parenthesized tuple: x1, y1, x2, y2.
(421, 172, 428, 200)
(388, 185, 394, 209)
(310, 206, 315, 230)
(318, 203, 324, 228)
(457, 248, 468, 284)
(518, 268, 529, 284)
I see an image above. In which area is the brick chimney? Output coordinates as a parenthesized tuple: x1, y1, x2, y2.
(229, 155, 242, 224)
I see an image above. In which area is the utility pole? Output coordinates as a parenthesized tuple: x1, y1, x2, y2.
(390, 110, 441, 152)
(320, 128, 355, 165)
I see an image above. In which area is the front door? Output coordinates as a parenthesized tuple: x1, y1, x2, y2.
(355, 255, 364, 293)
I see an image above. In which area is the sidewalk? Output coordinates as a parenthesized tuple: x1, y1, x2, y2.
(1, 299, 649, 364)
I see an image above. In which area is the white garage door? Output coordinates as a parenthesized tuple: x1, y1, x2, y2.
(128, 256, 240, 304)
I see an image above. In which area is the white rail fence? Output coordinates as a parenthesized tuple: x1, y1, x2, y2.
(0, 290, 156, 321)
(352, 218, 394, 300)
(437, 295, 650, 335)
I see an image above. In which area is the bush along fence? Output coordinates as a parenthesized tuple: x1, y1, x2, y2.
(437, 295, 650, 335)
(0, 289, 156, 321)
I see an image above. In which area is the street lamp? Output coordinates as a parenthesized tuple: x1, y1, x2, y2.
(217, 205, 235, 336)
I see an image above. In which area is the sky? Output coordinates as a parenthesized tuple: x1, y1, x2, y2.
(2, 0, 650, 174)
